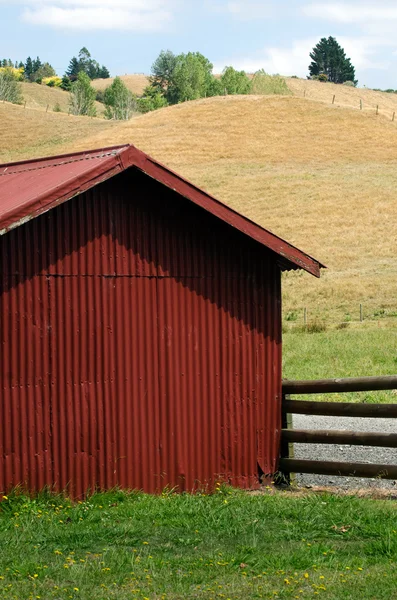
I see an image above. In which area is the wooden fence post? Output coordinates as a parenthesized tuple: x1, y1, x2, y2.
(332, 94, 335, 104)
(360, 303, 363, 322)
(376, 105, 379, 115)
(304, 307, 307, 325)
(277, 393, 295, 486)
(393, 112, 395, 122)
(360, 99, 362, 110)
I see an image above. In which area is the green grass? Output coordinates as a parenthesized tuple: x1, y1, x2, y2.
(283, 326, 397, 403)
(0, 489, 397, 599)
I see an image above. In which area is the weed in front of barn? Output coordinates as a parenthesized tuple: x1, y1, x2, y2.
(0, 488, 396, 599)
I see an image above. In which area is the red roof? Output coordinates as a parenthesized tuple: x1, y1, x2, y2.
(0, 144, 324, 277)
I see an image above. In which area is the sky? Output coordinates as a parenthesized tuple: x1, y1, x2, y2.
(1, 0, 397, 89)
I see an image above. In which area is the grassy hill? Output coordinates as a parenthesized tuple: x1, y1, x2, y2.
(2, 92, 397, 326)
(91, 74, 149, 96)
(286, 77, 397, 120)
(0, 102, 116, 162)
(18, 82, 105, 115)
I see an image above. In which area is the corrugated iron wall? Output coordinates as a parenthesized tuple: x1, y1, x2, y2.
(0, 168, 281, 496)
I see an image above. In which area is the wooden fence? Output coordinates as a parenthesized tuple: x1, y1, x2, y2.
(278, 375, 397, 483)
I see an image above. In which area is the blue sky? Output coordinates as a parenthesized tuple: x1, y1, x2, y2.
(1, 0, 397, 89)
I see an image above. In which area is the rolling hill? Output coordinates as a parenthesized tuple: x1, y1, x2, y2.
(1, 89, 397, 325)
(18, 82, 106, 115)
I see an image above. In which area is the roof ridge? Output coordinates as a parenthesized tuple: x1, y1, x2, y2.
(0, 150, 121, 177)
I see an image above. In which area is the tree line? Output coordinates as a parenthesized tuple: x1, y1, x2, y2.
(0, 38, 358, 116)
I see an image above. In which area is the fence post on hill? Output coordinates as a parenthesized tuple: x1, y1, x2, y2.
(393, 112, 395, 122)
(360, 303, 363, 322)
(332, 94, 335, 104)
(46, 104, 49, 113)
(376, 105, 379, 115)
(360, 99, 362, 110)
(304, 308, 307, 325)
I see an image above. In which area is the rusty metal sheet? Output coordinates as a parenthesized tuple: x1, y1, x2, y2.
(1, 167, 282, 496)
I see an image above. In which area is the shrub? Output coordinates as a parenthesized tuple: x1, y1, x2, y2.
(53, 102, 62, 112)
(137, 85, 168, 113)
(43, 76, 62, 88)
(318, 73, 328, 82)
(303, 320, 327, 333)
(60, 75, 72, 92)
(251, 70, 291, 95)
(0, 66, 24, 81)
(336, 321, 349, 330)
(95, 89, 105, 103)
(0, 68, 23, 104)
(343, 80, 355, 87)
(285, 310, 298, 322)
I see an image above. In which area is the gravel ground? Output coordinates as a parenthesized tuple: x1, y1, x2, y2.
(292, 414, 397, 490)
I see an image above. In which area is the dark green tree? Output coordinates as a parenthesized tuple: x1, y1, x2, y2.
(24, 57, 34, 80)
(66, 57, 81, 81)
(32, 56, 42, 73)
(98, 65, 110, 79)
(308, 37, 357, 85)
(60, 74, 72, 91)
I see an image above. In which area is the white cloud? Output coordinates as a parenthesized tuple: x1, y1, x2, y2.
(303, 2, 397, 23)
(1, 0, 176, 31)
(214, 38, 318, 76)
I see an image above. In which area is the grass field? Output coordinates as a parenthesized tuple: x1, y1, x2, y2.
(283, 326, 397, 402)
(0, 489, 396, 600)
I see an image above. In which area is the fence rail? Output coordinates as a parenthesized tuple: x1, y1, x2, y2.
(278, 375, 397, 484)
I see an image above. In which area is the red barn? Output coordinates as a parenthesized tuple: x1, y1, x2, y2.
(0, 145, 322, 497)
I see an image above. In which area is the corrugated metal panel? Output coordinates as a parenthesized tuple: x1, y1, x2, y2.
(0, 168, 281, 496)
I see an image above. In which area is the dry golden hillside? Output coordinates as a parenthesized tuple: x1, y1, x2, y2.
(1, 94, 397, 323)
(92, 74, 149, 95)
(286, 77, 397, 120)
(18, 82, 105, 115)
(0, 102, 116, 162)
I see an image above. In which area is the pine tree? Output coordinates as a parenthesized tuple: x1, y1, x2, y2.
(24, 57, 33, 80)
(66, 57, 80, 81)
(309, 37, 357, 85)
(32, 56, 42, 73)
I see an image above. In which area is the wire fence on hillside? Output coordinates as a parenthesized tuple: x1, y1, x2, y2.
(301, 88, 397, 122)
